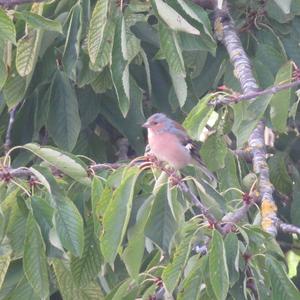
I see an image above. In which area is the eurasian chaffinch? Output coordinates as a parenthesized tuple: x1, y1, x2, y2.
(143, 113, 215, 181)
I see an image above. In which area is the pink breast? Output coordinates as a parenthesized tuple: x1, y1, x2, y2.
(148, 132, 191, 169)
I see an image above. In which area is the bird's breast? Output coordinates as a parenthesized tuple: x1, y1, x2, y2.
(148, 132, 191, 169)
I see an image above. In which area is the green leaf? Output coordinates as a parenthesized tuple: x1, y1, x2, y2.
(178, 256, 207, 300)
(269, 152, 293, 194)
(63, 3, 82, 78)
(5, 194, 28, 259)
(209, 230, 229, 300)
(170, 72, 187, 107)
(224, 233, 239, 286)
(23, 143, 91, 185)
(88, 0, 109, 64)
(29, 167, 51, 193)
(217, 151, 241, 202)
(291, 168, 300, 226)
(111, 15, 130, 117)
(0, 8, 16, 44)
(71, 219, 102, 287)
(14, 11, 63, 33)
(91, 177, 104, 234)
(152, 0, 200, 35)
(23, 214, 49, 299)
(48, 70, 81, 151)
(0, 47, 7, 89)
(3, 68, 27, 108)
(169, 0, 214, 39)
(54, 197, 84, 257)
(200, 133, 228, 171)
(31, 196, 54, 241)
(183, 94, 214, 140)
(90, 20, 115, 71)
(270, 61, 293, 132)
(192, 178, 225, 219)
(54, 259, 104, 300)
(162, 229, 194, 293)
(232, 94, 272, 147)
(144, 184, 178, 253)
(0, 252, 11, 290)
(159, 22, 185, 76)
(101, 167, 140, 265)
(266, 255, 300, 300)
(4, 276, 41, 300)
(122, 195, 153, 279)
(274, 0, 292, 14)
(91, 66, 113, 93)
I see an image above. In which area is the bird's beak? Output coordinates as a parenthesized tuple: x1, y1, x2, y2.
(142, 121, 150, 128)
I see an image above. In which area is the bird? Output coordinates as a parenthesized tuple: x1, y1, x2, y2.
(142, 113, 215, 181)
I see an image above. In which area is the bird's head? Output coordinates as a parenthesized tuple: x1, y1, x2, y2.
(142, 113, 171, 133)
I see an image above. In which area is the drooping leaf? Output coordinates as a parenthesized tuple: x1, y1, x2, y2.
(269, 152, 293, 195)
(90, 20, 115, 71)
(158, 22, 186, 76)
(152, 0, 200, 35)
(0, 252, 11, 290)
(178, 256, 208, 300)
(101, 167, 140, 265)
(209, 230, 229, 300)
(88, 0, 109, 64)
(122, 195, 153, 279)
(70, 219, 102, 287)
(23, 214, 49, 299)
(47, 70, 81, 151)
(23, 143, 91, 185)
(200, 133, 228, 171)
(183, 94, 214, 140)
(170, 71, 187, 107)
(274, 0, 292, 14)
(266, 255, 300, 300)
(144, 184, 178, 253)
(162, 225, 195, 293)
(224, 233, 240, 286)
(14, 11, 63, 33)
(110, 15, 130, 117)
(270, 61, 293, 132)
(0, 8, 16, 44)
(63, 3, 82, 78)
(217, 151, 241, 202)
(232, 94, 272, 147)
(53, 259, 104, 300)
(54, 197, 84, 257)
(2, 68, 27, 108)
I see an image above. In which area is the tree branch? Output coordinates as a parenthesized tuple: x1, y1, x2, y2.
(211, 79, 300, 105)
(211, 0, 278, 236)
(277, 221, 300, 235)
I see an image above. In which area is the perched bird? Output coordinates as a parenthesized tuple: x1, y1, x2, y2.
(142, 113, 215, 181)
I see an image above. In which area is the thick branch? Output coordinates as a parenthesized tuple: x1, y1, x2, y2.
(212, 79, 300, 105)
(211, 1, 278, 236)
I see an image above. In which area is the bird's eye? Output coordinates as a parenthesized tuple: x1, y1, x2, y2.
(152, 121, 158, 125)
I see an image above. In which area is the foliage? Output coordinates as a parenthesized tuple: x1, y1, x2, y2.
(0, 0, 300, 299)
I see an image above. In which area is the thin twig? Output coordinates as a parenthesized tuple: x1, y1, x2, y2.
(4, 106, 17, 154)
(277, 221, 300, 235)
(211, 79, 300, 105)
